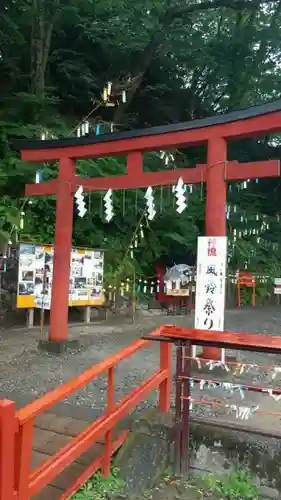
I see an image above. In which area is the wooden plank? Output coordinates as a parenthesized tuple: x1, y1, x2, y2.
(29, 415, 128, 498)
(32, 437, 105, 493)
(33, 484, 63, 500)
(32, 446, 105, 493)
(34, 433, 72, 456)
(50, 461, 86, 490)
(97, 426, 124, 445)
(35, 414, 89, 436)
(33, 424, 108, 460)
(33, 440, 104, 467)
(75, 443, 104, 466)
(32, 451, 52, 470)
(33, 428, 57, 448)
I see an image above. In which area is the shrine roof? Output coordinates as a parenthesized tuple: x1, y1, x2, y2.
(14, 98, 281, 151)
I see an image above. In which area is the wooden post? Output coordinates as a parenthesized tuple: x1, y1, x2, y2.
(252, 283, 256, 307)
(84, 306, 91, 324)
(0, 400, 17, 500)
(14, 420, 34, 498)
(237, 280, 241, 308)
(181, 342, 192, 473)
(49, 158, 74, 343)
(174, 344, 183, 474)
(159, 341, 172, 412)
(132, 269, 136, 324)
(26, 308, 34, 328)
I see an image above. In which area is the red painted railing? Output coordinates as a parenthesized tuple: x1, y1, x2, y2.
(142, 325, 281, 473)
(0, 329, 172, 500)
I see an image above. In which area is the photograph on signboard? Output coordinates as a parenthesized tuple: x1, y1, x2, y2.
(74, 276, 86, 287)
(83, 254, 93, 276)
(34, 276, 43, 296)
(18, 282, 35, 296)
(35, 247, 45, 265)
(71, 251, 84, 277)
(94, 272, 103, 285)
(93, 259, 103, 271)
(44, 251, 53, 273)
(91, 285, 102, 297)
(19, 257, 34, 270)
(19, 244, 35, 256)
(21, 270, 34, 281)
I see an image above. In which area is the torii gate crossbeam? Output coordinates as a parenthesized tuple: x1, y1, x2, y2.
(15, 99, 281, 359)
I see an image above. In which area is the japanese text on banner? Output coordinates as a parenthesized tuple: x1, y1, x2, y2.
(195, 236, 227, 331)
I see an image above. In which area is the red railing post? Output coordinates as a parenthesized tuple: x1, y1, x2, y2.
(159, 341, 172, 412)
(15, 420, 34, 499)
(252, 282, 256, 307)
(0, 400, 17, 500)
(103, 366, 115, 476)
(237, 280, 241, 308)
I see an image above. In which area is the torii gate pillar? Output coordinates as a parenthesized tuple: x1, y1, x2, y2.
(204, 137, 227, 360)
(49, 158, 74, 342)
(206, 137, 227, 236)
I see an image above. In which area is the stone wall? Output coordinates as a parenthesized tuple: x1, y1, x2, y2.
(114, 410, 281, 499)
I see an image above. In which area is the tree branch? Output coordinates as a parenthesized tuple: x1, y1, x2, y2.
(113, 0, 262, 125)
(167, 0, 261, 20)
(255, 0, 281, 64)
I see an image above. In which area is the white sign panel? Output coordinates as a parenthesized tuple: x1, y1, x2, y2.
(195, 236, 228, 331)
(274, 278, 281, 295)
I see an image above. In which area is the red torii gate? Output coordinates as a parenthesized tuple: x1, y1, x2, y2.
(16, 100, 281, 359)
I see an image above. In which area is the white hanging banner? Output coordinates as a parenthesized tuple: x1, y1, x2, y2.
(195, 236, 227, 331)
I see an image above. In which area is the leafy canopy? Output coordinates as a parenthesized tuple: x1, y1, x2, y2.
(1, 0, 281, 278)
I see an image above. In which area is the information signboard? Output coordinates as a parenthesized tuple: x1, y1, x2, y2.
(17, 243, 104, 309)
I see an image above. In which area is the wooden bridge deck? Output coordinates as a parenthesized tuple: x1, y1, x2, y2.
(32, 412, 123, 500)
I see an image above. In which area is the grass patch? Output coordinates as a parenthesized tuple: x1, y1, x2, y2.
(72, 466, 125, 500)
(71, 467, 259, 499)
(203, 470, 259, 499)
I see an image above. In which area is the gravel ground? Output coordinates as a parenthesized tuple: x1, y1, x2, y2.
(1, 307, 281, 431)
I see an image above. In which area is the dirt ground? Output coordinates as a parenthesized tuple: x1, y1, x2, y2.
(119, 475, 250, 500)
(1, 307, 281, 433)
(138, 478, 221, 500)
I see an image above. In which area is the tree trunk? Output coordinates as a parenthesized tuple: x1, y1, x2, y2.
(226, 8, 258, 109)
(113, 35, 160, 126)
(30, 0, 58, 95)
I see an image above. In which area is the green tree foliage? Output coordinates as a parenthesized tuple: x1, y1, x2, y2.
(1, 0, 281, 278)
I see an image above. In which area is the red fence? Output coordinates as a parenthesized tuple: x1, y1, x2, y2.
(143, 324, 281, 474)
(0, 329, 172, 500)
